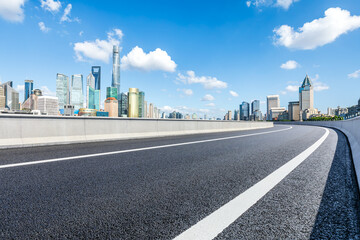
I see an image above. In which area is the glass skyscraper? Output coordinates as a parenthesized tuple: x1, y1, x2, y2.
(128, 88, 139, 118)
(119, 92, 128, 117)
(106, 87, 118, 99)
(94, 90, 100, 110)
(112, 46, 120, 99)
(70, 74, 84, 110)
(24, 80, 33, 102)
(86, 73, 95, 109)
(56, 73, 69, 110)
(92, 66, 101, 91)
(0, 81, 20, 110)
(240, 101, 250, 121)
(138, 91, 145, 118)
(251, 100, 260, 114)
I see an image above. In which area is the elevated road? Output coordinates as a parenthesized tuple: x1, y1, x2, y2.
(0, 125, 359, 239)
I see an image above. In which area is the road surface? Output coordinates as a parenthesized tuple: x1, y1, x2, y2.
(0, 125, 359, 239)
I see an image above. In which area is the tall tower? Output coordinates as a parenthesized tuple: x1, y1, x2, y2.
(112, 46, 120, 98)
(56, 73, 69, 110)
(86, 73, 95, 109)
(266, 95, 280, 120)
(299, 74, 314, 111)
(91, 66, 101, 110)
(128, 88, 139, 118)
(70, 74, 84, 110)
(24, 80, 34, 102)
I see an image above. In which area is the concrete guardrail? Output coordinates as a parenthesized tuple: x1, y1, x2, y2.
(0, 114, 273, 149)
(277, 116, 360, 192)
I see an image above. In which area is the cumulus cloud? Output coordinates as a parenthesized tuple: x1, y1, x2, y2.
(177, 88, 193, 96)
(274, 8, 360, 50)
(348, 69, 360, 79)
(41, 86, 56, 96)
(229, 90, 239, 97)
(246, 0, 298, 10)
(121, 46, 177, 72)
(38, 22, 50, 32)
(201, 94, 215, 101)
(313, 82, 329, 91)
(177, 71, 227, 89)
(285, 85, 298, 92)
(40, 0, 61, 13)
(73, 28, 123, 63)
(281, 60, 299, 70)
(60, 3, 72, 23)
(0, 0, 26, 22)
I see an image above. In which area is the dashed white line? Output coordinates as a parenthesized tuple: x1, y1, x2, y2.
(0, 126, 292, 169)
(173, 127, 329, 240)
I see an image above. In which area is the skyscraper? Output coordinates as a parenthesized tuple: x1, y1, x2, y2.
(138, 91, 145, 118)
(0, 81, 20, 110)
(128, 88, 139, 118)
(112, 46, 121, 98)
(299, 75, 314, 111)
(119, 92, 128, 117)
(0, 85, 5, 110)
(104, 97, 118, 117)
(56, 73, 69, 110)
(70, 74, 84, 110)
(92, 66, 101, 91)
(240, 101, 250, 120)
(288, 101, 300, 121)
(149, 103, 154, 118)
(106, 87, 118, 99)
(86, 73, 95, 109)
(24, 80, 34, 102)
(251, 100, 260, 114)
(267, 95, 280, 120)
(38, 96, 59, 115)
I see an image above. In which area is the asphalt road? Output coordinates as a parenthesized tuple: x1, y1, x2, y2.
(0, 125, 359, 239)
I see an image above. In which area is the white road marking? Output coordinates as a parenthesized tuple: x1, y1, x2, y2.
(0, 126, 292, 169)
(174, 127, 330, 240)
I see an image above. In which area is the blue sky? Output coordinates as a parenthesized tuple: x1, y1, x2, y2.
(0, 0, 360, 118)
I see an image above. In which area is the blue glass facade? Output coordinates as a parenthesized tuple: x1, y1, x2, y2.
(92, 66, 101, 91)
(112, 46, 121, 100)
(24, 80, 33, 102)
(240, 101, 250, 121)
(251, 100, 260, 114)
(70, 74, 84, 110)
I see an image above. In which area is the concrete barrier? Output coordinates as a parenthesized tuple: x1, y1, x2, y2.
(276, 117, 360, 192)
(0, 114, 273, 149)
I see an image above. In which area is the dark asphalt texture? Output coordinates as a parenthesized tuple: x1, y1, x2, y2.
(0, 125, 359, 239)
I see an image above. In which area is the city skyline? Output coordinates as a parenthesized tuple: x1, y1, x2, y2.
(0, 0, 360, 118)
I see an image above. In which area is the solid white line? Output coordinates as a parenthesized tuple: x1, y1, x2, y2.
(173, 127, 330, 240)
(0, 126, 292, 170)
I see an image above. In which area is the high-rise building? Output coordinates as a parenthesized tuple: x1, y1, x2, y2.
(144, 100, 148, 118)
(138, 91, 145, 118)
(240, 101, 250, 120)
(299, 75, 314, 111)
(251, 100, 260, 114)
(119, 92, 128, 117)
(0, 85, 5, 110)
(267, 95, 280, 120)
(128, 88, 139, 118)
(227, 110, 232, 120)
(24, 80, 34, 102)
(104, 97, 118, 117)
(112, 46, 121, 100)
(70, 74, 83, 110)
(56, 73, 69, 110)
(270, 107, 286, 120)
(106, 87, 118, 99)
(149, 103, 154, 118)
(0, 81, 20, 110)
(154, 106, 158, 119)
(38, 96, 59, 115)
(92, 66, 101, 110)
(86, 73, 95, 109)
(94, 90, 100, 110)
(288, 101, 300, 121)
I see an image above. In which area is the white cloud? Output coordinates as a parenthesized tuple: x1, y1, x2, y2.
(274, 8, 360, 50)
(201, 94, 215, 101)
(40, 0, 61, 13)
(177, 71, 228, 89)
(281, 60, 299, 70)
(177, 88, 193, 96)
(40, 86, 56, 96)
(285, 85, 298, 92)
(16, 84, 24, 92)
(60, 3, 72, 23)
(38, 22, 50, 32)
(229, 90, 239, 97)
(0, 0, 26, 22)
(246, 0, 298, 10)
(121, 46, 177, 72)
(73, 28, 123, 63)
(348, 69, 360, 79)
(206, 103, 215, 107)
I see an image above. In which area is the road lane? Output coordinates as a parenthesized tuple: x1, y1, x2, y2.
(0, 125, 358, 239)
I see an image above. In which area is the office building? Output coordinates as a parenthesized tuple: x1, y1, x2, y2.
(192, 113, 198, 120)
(251, 100, 260, 114)
(288, 101, 300, 121)
(240, 101, 250, 120)
(64, 104, 75, 116)
(138, 91, 145, 118)
(0, 81, 20, 110)
(92, 66, 101, 110)
(144, 101, 148, 118)
(24, 80, 34, 102)
(94, 90, 100, 110)
(38, 96, 59, 115)
(106, 87, 118, 99)
(128, 88, 139, 118)
(227, 110, 232, 120)
(56, 73, 69, 110)
(299, 75, 318, 120)
(267, 95, 280, 120)
(270, 107, 286, 120)
(0, 85, 5, 110)
(112, 46, 121, 100)
(70, 74, 84, 110)
(149, 103, 154, 118)
(104, 97, 118, 117)
(86, 73, 95, 109)
(119, 92, 128, 117)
